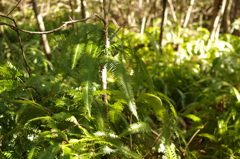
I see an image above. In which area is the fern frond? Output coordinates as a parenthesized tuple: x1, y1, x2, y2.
(105, 57, 138, 120)
(71, 43, 85, 69)
(119, 122, 151, 137)
(27, 116, 57, 129)
(36, 143, 61, 159)
(27, 145, 42, 159)
(39, 130, 68, 141)
(0, 80, 18, 93)
(109, 101, 124, 124)
(8, 99, 49, 115)
(119, 145, 142, 159)
(136, 93, 166, 121)
(53, 112, 78, 124)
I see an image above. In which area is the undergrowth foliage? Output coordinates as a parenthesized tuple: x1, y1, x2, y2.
(0, 22, 182, 158)
(2, 14, 240, 158)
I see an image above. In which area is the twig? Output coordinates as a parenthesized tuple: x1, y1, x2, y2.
(187, 121, 208, 145)
(0, 15, 31, 76)
(0, 13, 104, 35)
(7, 0, 22, 16)
(25, 85, 42, 101)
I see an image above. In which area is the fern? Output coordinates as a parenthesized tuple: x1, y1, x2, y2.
(119, 122, 151, 137)
(105, 56, 139, 120)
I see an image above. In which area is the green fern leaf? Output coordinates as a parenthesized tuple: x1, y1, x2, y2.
(0, 80, 17, 93)
(106, 57, 138, 120)
(136, 93, 166, 121)
(36, 143, 61, 159)
(119, 122, 151, 137)
(71, 43, 85, 69)
(8, 99, 49, 114)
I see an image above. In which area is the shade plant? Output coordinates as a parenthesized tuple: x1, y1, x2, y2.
(0, 21, 183, 159)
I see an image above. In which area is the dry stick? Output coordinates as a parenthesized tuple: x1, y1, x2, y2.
(187, 121, 208, 146)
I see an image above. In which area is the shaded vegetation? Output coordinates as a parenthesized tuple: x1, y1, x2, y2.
(1, 0, 240, 158)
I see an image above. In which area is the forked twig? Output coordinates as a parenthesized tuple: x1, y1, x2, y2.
(0, 15, 31, 76)
(0, 13, 105, 35)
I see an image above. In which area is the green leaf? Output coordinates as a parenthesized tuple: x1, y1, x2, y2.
(119, 122, 151, 137)
(185, 114, 201, 122)
(232, 87, 240, 101)
(198, 133, 217, 142)
(136, 93, 165, 121)
(8, 99, 49, 114)
(37, 143, 61, 159)
(71, 43, 85, 69)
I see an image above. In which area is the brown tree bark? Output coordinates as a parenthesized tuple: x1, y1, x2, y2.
(159, 0, 168, 50)
(222, 0, 232, 33)
(31, 0, 51, 60)
(69, 0, 76, 29)
(207, 0, 227, 48)
(80, 0, 86, 18)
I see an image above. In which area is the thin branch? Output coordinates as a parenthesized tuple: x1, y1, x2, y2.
(187, 121, 208, 145)
(1, 15, 31, 76)
(0, 13, 104, 35)
(7, 0, 22, 16)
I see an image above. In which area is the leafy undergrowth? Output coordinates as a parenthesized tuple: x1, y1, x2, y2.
(1, 20, 240, 159)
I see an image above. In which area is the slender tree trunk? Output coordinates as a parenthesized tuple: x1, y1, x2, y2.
(31, 0, 51, 60)
(101, 0, 110, 104)
(69, 0, 76, 29)
(159, 0, 168, 50)
(0, 1, 4, 13)
(222, 0, 232, 33)
(207, 0, 227, 48)
(168, 0, 177, 22)
(182, 0, 195, 28)
(80, 0, 86, 18)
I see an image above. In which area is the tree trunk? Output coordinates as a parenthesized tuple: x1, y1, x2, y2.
(80, 0, 86, 18)
(31, 0, 51, 60)
(69, 0, 76, 29)
(222, 0, 232, 33)
(101, 0, 110, 105)
(182, 0, 195, 28)
(159, 0, 168, 50)
(207, 0, 227, 48)
(168, 0, 177, 22)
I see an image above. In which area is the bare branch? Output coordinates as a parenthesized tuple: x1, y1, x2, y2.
(0, 15, 31, 76)
(7, 0, 22, 16)
(0, 13, 105, 35)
